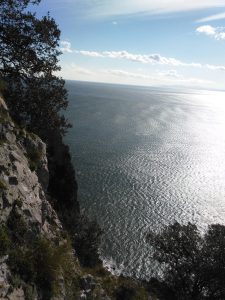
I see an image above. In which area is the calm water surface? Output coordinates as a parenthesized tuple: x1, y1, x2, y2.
(64, 81, 225, 279)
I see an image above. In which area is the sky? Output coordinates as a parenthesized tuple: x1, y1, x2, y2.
(34, 0, 225, 89)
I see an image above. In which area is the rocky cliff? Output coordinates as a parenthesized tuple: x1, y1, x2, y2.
(0, 97, 61, 237)
(0, 96, 66, 298)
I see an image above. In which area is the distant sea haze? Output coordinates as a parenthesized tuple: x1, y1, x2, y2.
(64, 80, 225, 279)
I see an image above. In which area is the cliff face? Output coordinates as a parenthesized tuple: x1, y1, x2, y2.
(47, 129, 80, 231)
(0, 98, 63, 298)
(0, 99, 61, 237)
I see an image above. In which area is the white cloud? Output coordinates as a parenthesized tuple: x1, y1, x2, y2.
(159, 69, 181, 78)
(75, 49, 201, 67)
(107, 68, 212, 86)
(80, 0, 225, 19)
(196, 25, 225, 40)
(74, 66, 95, 75)
(112, 21, 118, 25)
(60, 64, 95, 79)
(77, 50, 104, 57)
(61, 41, 225, 73)
(107, 69, 153, 79)
(196, 25, 216, 36)
(206, 64, 225, 71)
(197, 12, 225, 23)
(60, 41, 73, 53)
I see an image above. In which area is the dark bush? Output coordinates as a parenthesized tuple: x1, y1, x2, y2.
(0, 0, 70, 140)
(8, 236, 76, 299)
(72, 215, 102, 267)
(26, 148, 42, 172)
(7, 206, 28, 245)
(0, 79, 6, 93)
(115, 284, 137, 300)
(0, 225, 10, 256)
(9, 247, 36, 283)
(147, 222, 225, 300)
(0, 179, 7, 190)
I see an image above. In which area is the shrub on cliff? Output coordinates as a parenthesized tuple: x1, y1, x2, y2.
(0, 225, 11, 256)
(0, 0, 70, 140)
(114, 280, 148, 300)
(147, 222, 225, 300)
(72, 215, 103, 267)
(0, 79, 6, 94)
(8, 235, 78, 299)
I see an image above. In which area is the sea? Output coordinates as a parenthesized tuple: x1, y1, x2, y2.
(64, 80, 225, 280)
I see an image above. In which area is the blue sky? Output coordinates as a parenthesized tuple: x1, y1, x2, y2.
(35, 0, 225, 89)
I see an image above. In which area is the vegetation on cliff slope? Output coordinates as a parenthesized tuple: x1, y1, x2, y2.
(148, 222, 225, 300)
(0, 0, 80, 260)
(0, 0, 69, 140)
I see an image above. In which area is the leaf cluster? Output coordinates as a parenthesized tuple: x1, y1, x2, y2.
(0, 210, 78, 299)
(72, 215, 103, 267)
(147, 222, 225, 299)
(0, 0, 70, 140)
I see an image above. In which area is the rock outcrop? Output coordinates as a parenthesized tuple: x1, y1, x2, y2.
(0, 97, 64, 298)
(0, 97, 61, 239)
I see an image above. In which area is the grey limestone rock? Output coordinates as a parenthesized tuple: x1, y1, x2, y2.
(0, 97, 63, 298)
(0, 97, 61, 237)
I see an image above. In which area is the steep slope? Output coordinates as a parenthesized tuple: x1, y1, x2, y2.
(0, 98, 61, 237)
(0, 97, 66, 298)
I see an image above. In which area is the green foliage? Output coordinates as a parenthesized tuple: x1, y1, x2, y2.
(0, 225, 11, 256)
(0, 0, 70, 140)
(13, 198, 23, 209)
(0, 179, 7, 190)
(8, 235, 78, 299)
(9, 246, 36, 283)
(35, 238, 79, 298)
(114, 279, 148, 300)
(0, 137, 7, 146)
(98, 275, 148, 300)
(82, 264, 110, 278)
(26, 148, 42, 171)
(147, 222, 225, 300)
(7, 206, 28, 245)
(72, 215, 103, 267)
(115, 284, 137, 300)
(0, 79, 6, 94)
(0, 108, 10, 123)
(24, 284, 38, 300)
(10, 275, 38, 300)
(33, 238, 62, 296)
(34, 238, 75, 295)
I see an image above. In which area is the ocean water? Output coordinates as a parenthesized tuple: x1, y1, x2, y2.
(64, 80, 225, 279)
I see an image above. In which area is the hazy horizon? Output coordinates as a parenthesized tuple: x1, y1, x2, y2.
(65, 79, 225, 93)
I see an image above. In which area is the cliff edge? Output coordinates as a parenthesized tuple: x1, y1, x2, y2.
(0, 97, 67, 298)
